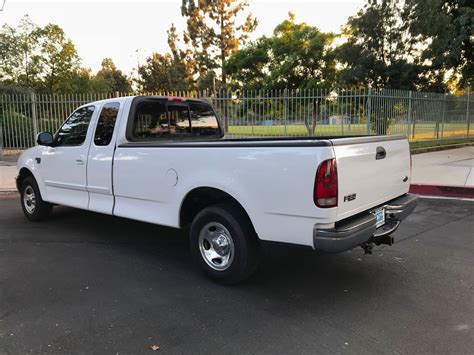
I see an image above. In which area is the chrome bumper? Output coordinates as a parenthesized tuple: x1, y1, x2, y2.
(313, 193, 418, 253)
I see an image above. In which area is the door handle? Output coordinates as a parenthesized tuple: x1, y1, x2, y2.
(75, 159, 85, 165)
(376, 146, 386, 160)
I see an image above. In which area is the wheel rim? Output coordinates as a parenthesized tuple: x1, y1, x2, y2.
(23, 186, 36, 214)
(198, 222, 235, 271)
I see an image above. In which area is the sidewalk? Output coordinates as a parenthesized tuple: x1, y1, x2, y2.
(0, 162, 17, 191)
(411, 146, 473, 186)
(1, 147, 473, 195)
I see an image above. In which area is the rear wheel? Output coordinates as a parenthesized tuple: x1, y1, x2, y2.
(20, 176, 52, 221)
(190, 201, 260, 284)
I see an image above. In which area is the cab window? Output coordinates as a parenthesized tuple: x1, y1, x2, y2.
(94, 102, 120, 146)
(130, 99, 221, 141)
(55, 106, 95, 146)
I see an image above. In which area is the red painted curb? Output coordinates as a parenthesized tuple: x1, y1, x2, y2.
(410, 184, 474, 199)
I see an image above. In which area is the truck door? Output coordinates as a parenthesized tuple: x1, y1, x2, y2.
(40, 105, 96, 209)
(86, 102, 122, 214)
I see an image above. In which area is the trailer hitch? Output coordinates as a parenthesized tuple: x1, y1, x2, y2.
(360, 235, 394, 255)
(371, 234, 394, 246)
(360, 242, 373, 255)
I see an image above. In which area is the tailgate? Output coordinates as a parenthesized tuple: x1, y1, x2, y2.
(331, 135, 411, 220)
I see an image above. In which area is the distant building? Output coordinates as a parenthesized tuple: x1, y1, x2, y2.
(328, 115, 351, 125)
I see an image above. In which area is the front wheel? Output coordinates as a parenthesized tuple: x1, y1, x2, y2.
(20, 176, 52, 221)
(190, 201, 260, 284)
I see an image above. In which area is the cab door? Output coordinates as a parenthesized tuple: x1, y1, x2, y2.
(86, 102, 122, 214)
(40, 105, 97, 209)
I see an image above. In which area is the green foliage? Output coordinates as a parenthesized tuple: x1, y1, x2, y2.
(335, 0, 423, 90)
(38, 24, 80, 93)
(226, 13, 335, 90)
(96, 58, 132, 93)
(403, 0, 473, 89)
(137, 53, 194, 92)
(0, 110, 35, 148)
(0, 15, 44, 88)
(179, 0, 257, 87)
(1, 16, 81, 94)
(1, 2, 471, 94)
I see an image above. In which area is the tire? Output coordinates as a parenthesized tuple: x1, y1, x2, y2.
(20, 176, 52, 221)
(190, 201, 260, 284)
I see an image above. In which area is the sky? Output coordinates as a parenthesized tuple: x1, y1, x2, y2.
(0, 0, 364, 75)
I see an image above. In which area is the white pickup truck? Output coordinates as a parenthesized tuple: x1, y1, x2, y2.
(17, 96, 417, 283)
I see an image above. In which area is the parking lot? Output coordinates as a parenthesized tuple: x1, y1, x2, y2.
(0, 193, 472, 354)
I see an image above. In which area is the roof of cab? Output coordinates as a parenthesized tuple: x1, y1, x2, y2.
(84, 95, 208, 107)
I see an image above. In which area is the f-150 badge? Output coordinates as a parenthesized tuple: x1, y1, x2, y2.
(344, 193, 356, 202)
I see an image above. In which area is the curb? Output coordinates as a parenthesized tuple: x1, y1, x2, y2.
(410, 142, 473, 155)
(410, 184, 474, 199)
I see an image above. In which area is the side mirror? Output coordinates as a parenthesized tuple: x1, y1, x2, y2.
(36, 132, 54, 146)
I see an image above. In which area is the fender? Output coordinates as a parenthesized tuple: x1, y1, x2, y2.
(16, 147, 48, 200)
(176, 181, 258, 234)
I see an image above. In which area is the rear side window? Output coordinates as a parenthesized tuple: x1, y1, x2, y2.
(94, 102, 120, 146)
(130, 100, 220, 141)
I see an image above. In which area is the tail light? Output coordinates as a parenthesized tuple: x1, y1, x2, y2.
(314, 158, 338, 208)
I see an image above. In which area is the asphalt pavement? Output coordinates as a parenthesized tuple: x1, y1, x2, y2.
(0, 193, 473, 354)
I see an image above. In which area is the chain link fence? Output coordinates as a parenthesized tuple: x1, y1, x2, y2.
(1, 88, 472, 160)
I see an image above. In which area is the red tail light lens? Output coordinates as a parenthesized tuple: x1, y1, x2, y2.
(314, 158, 338, 208)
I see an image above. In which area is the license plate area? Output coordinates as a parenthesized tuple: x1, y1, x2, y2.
(372, 208, 386, 228)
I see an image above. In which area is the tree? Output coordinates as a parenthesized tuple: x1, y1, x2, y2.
(226, 13, 336, 90)
(225, 37, 271, 90)
(335, 0, 423, 90)
(137, 52, 193, 92)
(38, 24, 80, 93)
(179, 0, 257, 88)
(267, 13, 336, 89)
(68, 68, 110, 94)
(0, 15, 44, 88)
(96, 58, 132, 93)
(403, 0, 473, 89)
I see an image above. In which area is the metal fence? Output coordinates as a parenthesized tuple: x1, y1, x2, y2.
(0, 88, 472, 159)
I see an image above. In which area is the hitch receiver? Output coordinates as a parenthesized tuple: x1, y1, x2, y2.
(370, 234, 394, 246)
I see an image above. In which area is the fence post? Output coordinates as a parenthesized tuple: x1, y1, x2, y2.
(224, 90, 229, 134)
(407, 90, 413, 140)
(440, 94, 446, 139)
(366, 88, 372, 134)
(466, 88, 470, 137)
(31, 92, 38, 145)
(283, 88, 288, 135)
(0, 95, 3, 161)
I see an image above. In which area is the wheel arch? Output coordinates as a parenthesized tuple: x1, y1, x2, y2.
(179, 186, 257, 235)
(16, 167, 35, 191)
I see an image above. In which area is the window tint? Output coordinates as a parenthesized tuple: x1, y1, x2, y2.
(189, 103, 220, 136)
(94, 102, 120, 146)
(55, 106, 95, 146)
(167, 104, 191, 135)
(130, 100, 220, 141)
(132, 101, 168, 140)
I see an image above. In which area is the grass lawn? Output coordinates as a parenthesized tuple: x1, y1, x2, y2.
(228, 122, 472, 140)
(409, 137, 473, 150)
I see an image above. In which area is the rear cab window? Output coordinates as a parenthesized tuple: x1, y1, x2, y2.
(128, 98, 222, 141)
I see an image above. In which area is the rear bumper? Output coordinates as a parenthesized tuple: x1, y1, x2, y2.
(313, 193, 418, 253)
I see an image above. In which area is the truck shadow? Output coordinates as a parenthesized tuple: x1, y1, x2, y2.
(49, 205, 400, 304)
